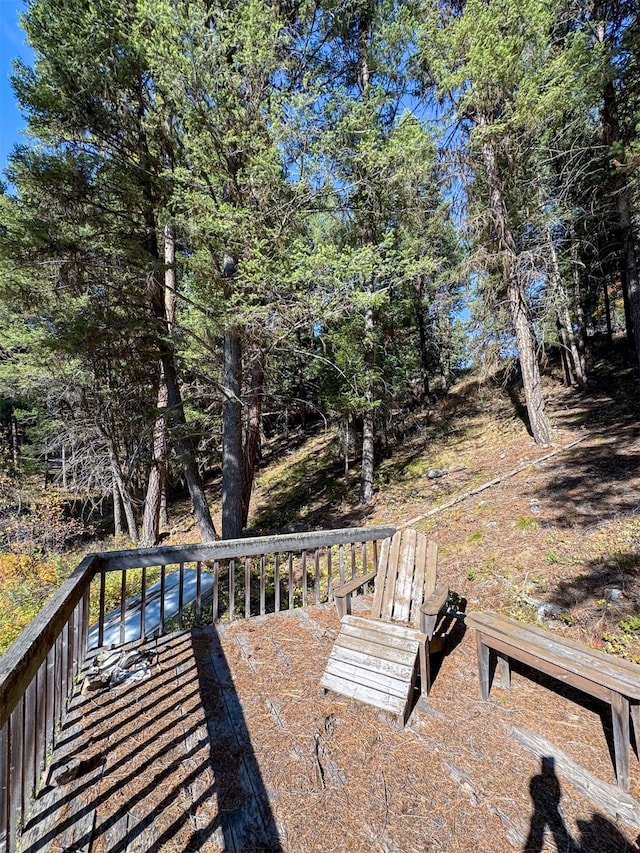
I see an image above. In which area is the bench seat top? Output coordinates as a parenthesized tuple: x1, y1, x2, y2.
(466, 610, 640, 701)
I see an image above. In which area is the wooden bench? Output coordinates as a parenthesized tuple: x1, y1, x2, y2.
(466, 610, 640, 792)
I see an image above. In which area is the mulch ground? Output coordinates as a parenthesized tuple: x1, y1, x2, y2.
(17, 352, 640, 853)
(19, 602, 640, 853)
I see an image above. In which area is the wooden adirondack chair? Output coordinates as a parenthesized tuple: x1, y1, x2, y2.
(320, 528, 449, 726)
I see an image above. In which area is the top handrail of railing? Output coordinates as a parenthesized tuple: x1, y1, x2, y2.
(94, 525, 396, 571)
(0, 525, 395, 729)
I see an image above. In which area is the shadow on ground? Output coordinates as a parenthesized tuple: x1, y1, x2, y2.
(523, 757, 639, 853)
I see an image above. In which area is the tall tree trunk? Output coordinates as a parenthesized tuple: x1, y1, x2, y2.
(137, 84, 216, 541)
(556, 317, 573, 386)
(480, 130, 550, 444)
(615, 188, 640, 360)
(240, 347, 265, 530)
(601, 75, 640, 366)
(222, 328, 243, 539)
(413, 275, 431, 400)
(108, 448, 138, 541)
(145, 217, 217, 542)
(360, 299, 375, 504)
(570, 232, 589, 374)
(547, 232, 587, 387)
(141, 225, 176, 546)
(140, 374, 167, 546)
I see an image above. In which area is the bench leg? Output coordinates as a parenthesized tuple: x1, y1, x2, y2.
(611, 691, 630, 793)
(476, 632, 490, 701)
(495, 653, 511, 690)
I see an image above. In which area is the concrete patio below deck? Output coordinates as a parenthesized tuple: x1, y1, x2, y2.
(17, 604, 640, 853)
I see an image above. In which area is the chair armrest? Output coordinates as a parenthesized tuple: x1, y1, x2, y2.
(421, 584, 449, 616)
(420, 584, 449, 638)
(333, 569, 378, 618)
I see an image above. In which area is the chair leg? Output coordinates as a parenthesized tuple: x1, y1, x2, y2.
(419, 644, 429, 696)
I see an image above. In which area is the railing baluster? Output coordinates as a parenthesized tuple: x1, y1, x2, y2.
(67, 611, 76, 695)
(301, 551, 308, 608)
(351, 542, 356, 580)
(45, 647, 54, 775)
(35, 661, 47, 795)
(274, 554, 280, 613)
(327, 547, 333, 601)
(119, 570, 127, 646)
(159, 566, 166, 635)
(196, 561, 202, 624)
(314, 548, 320, 604)
(259, 556, 266, 616)
(98, 571, 106, 649)
(140, 566, 147, 641)
(338, 544, 345, 586)
(53, 635, 62, 748)
(0, 721, 8, 853)
(8, 701, 23, 851)
(287, 554, 293, 610)
(244, 558, 251, 618)
(60, 624, 69, 718)
(178, 563, 185, 629)
(229, 560, 235, 621)
(23, 681, 36, 822)
(81, 588, 90, 657)
(212, 561, 219, 623)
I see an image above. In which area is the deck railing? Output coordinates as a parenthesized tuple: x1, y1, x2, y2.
(0, 524, 394, 853)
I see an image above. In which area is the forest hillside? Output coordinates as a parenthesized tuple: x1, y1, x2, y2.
(1, 344, 638, 662)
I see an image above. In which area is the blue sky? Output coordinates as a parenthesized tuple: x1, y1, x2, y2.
(0, 2, 32, 180)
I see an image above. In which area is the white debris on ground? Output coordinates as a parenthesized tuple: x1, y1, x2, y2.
(82, 649, 156, 693)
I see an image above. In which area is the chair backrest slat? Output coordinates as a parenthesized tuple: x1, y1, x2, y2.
(392, 527, 416, 623)
(372, 529, 438, 628)
(409, 532, 428, 628)
(376, 533, 402, 620)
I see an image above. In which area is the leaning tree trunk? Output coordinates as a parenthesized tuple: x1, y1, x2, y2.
(480, 129, 550, 445)
(222, 327, 243, 539)
(240, 346, 265, 530)
(112, 475, 123, 536)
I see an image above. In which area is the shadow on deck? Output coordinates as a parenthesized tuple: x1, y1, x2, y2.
(17, 606, 640, 853)
(19, 624, 282, 853)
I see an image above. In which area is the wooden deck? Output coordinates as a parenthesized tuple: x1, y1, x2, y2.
(17, 604, 640, 853)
